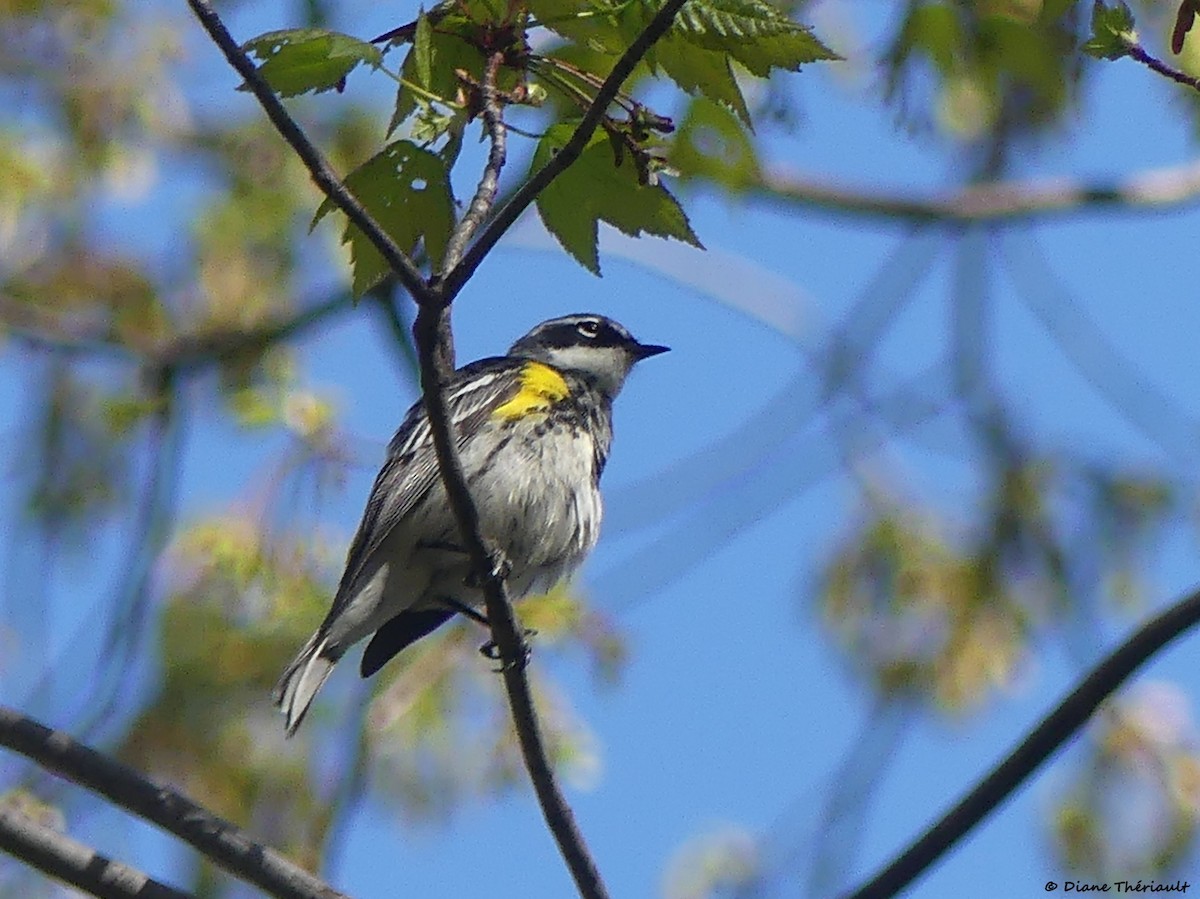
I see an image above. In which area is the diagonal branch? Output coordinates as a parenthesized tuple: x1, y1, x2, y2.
(439, 0, 693, 300)
(0, 707, 348, 899)
(844, 586, 1200, 899)
(439, 51, 509, 276)
(184, 0, 432, 307)
(0, 802, 192, 899)
(186, 1, 693, 895)
(1125, 41, 1200, 92)
(410, 299, 614, 899)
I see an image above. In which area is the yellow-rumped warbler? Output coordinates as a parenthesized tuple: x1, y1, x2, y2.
(274, 313, 668, 735)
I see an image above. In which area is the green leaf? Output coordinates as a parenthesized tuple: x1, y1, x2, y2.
(1082, 1, 1137, 60)
(312, 141, 453, 294)
(647, 32, 752, 126)
(898, 3, 962, 76)
(389, 15, 485, 136)
(670, 97, 760, 189)
(243, 28, 383, 97)
(414, 13, 434, 87)
(532, 124, 703, 275)
(665, 0, 840, 76)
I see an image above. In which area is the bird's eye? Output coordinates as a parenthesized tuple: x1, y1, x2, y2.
(576, 320, 601, 339)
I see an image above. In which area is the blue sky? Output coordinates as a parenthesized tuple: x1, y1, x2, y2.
(7, 1, 1200, 897)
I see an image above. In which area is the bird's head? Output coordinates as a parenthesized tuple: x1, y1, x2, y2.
(508, 314, 669, 397)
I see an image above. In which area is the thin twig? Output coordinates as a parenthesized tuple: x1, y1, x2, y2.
(439, 51, 509, 276)
(440, 0, 693, 299)
(0, 803, 193, 899)
(844, 586, 1200, 899)
(184, 0, 433, 306)
(0, 707, 347, 899)
(1126, 41, 1200, 92)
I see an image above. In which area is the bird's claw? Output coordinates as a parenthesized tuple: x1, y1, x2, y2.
(479, 627, 537, 671)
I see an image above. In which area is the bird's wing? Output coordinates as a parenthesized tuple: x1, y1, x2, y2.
(327, 357, 522, 615)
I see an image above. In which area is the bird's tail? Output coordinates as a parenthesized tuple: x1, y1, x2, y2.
(273, 633, 337, 737)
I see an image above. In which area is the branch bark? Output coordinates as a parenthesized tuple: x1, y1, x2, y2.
(844, 586, 1200, 899)
(0, 707, 347, 899)
(439, 51, 509, 276)
(0, 802, 192, 899)
(185, 0, 432, 307)
(185, 1, 692, 894)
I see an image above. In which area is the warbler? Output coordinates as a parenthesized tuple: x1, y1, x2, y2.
(274, 313, 668, 735)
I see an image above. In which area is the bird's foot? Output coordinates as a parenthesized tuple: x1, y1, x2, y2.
(479, 627, 538, 671)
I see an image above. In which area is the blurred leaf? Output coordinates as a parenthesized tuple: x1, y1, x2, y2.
(313, 140, 453, 293)
(532, 123, 702, 274)
(663, 827, 760, 899)
(243, 28, 382, 97)
(670, 96, 761, 188)
(1082, 1, 1136, 60)
(1048, 683, 1200, 879)
(819, 498, 1039, 713)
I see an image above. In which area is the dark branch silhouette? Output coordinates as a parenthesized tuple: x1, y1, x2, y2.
(0, 707, 347, 899)
(181, 0, 692, 894)
(185, 0, 432, 307)
(0, 802, 192, 899)
(844, 586, 1200, 899)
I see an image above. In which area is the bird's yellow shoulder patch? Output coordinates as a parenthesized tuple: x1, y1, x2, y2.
(493, 362, 570, 420)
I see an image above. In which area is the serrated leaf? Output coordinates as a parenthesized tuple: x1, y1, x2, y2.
(662, 0, 840, 76)
(1082, 1, 1136, 60)
(313, 141, 453, 293)
(243, 28, 382, 97)
(647, 32, 752, 126)
(532, 124, 703, 275)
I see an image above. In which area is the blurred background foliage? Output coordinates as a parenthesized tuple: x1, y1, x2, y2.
(3, 0, 1200, 896)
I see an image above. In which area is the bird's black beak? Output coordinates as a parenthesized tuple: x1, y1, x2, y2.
(633, 342, 670, 360)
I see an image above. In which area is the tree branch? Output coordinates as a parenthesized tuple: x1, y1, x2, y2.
(439, 0, 693, 300)
(0, 802, 192, 899)
(746, 157, 1200, 223)
(0, 707, 347, 899)
(185, 0, 695, 893)
(408, 301, 614, 899)
(184, 0, 433, 307)
(439, 51, 509, 276)
(1125, 41, 1200, 92)
(844, 585, 1200, 899)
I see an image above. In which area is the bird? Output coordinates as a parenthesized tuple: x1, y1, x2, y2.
(274, 313, 668, 735)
